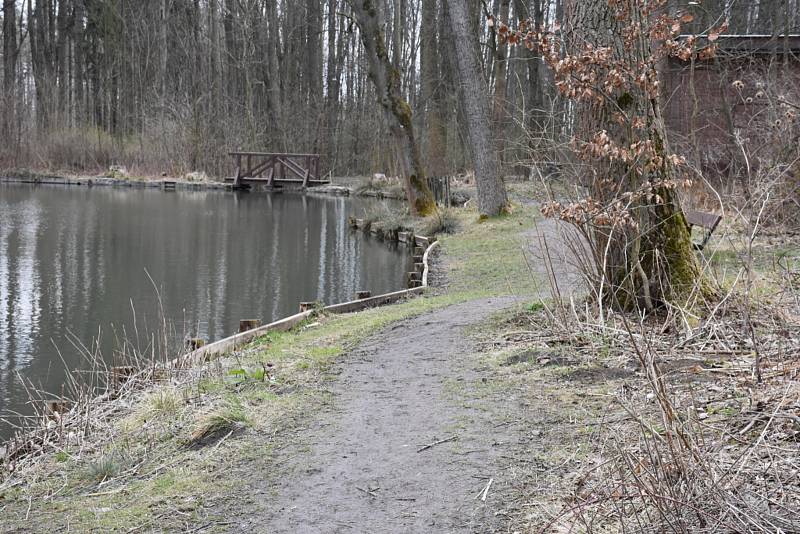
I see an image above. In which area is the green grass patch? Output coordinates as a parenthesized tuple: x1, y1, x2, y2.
(437, 205, 538, 297)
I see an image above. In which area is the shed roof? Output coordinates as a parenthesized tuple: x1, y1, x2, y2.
(678, 34, 800, 54)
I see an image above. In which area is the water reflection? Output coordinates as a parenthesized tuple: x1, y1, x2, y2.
(0, 184, 409, 439)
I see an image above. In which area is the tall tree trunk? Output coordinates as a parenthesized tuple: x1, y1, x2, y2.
(2, 0, 18, 139)
(491, 0, 510, 164)
(306, 0, 323, 149)
(564, 0, 709, 309)
(445, 0, 508, 217)
(3, 0, 17, 92)
(209, 0, 222, 123)
(266, 0, 282, 140)
(512, 0, 545, 132)
(55, 0, 70, 128)
(159, 0, 168, 110)
(420, 0, 446, 175)
(350, 0, 435, 216)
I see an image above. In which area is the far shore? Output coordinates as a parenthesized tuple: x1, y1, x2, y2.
(0, 168, 409, 200)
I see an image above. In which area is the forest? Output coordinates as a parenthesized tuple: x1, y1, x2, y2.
(0, 0, 795, 180)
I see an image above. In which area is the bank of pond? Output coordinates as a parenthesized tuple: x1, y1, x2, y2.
(0, 183, 413, 440)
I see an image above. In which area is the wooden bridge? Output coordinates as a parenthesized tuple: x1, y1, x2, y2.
(227, 152, 328, 188)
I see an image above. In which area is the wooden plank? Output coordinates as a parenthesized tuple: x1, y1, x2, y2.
(229, 152, 320, 158)
(685, 210, 721, 230)
(685, 209, 722, 251)
(247, 157, 274, 178)
(276, 156, 308, 180)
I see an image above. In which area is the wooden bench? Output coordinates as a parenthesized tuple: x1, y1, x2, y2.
(685, 210, 722, 251)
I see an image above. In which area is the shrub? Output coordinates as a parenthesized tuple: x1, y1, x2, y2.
(420, 208, 460, 236)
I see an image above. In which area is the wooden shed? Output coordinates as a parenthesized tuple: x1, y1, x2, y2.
(661, 35, 800, 176)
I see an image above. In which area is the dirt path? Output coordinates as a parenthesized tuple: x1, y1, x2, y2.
(253, 297, 521, 533)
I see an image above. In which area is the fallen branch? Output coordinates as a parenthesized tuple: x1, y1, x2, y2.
(416, 435, 457, 453)
(475, 477, 494, 502)
(356, 486, 379, 497)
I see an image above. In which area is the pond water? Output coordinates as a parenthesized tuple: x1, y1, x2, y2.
(0, 184, 410, 440)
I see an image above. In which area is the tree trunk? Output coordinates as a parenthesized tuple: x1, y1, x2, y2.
(306, 0, 323, 149)
(159, 0, 168, 109)
(420, 0, 447, 175)
(491, 0, 510, 164)
(565, 0, 709, 310)
(445, 0, 508, 217)
(3, 0, 17, 92)
(2, 0, 18, 139)
(350, 0, 435, 216)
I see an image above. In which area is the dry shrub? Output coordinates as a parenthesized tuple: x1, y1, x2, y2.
(420, 208, 460, 237)
(519, 199, 800, 531)
(517, 283, 800, 532)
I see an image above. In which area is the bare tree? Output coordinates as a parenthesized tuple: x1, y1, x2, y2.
(560, 0, 710, 309)
(350, 0, 435, 215)
(445, 0, 508, 217)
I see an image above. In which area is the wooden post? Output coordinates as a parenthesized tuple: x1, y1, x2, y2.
(239, 319, 262, 333)
(299, 301, 316, 312)
(44, 400, 71, 419)
(186, 338, 206, 350)
(111, 366, 135, 387)
(355, 291, 372, 300)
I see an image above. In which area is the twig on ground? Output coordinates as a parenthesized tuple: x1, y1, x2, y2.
(475, 477, 494, 502)
(416, 435, 457, 453)
(355, 486, 379, 497)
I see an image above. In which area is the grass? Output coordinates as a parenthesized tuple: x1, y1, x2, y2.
(188, 399, 250, 446)
(0, 198, 541, 533)
(698, 232, 800, 299)
(438, 205, 538, 296)
(84, 454, 124, 482)
(147, 390, 181, 416)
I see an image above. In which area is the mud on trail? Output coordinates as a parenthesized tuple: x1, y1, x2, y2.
(236, 298, 524, 533)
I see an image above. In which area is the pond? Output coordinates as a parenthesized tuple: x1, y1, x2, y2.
(0, 184, 410, 440)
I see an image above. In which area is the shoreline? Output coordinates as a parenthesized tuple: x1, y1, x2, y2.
(0, 210, 438, 462)
(0, 169, 408, 200)
(0, 169, 233, 191)
(0, 176, 438, 460)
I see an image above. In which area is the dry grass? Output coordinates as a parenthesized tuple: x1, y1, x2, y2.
(469, 210, 800, 532)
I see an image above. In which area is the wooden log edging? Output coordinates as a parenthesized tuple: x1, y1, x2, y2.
(422, 240, 440, 287)
(175, 309, 315, 367)
(176, 236, 438, 367)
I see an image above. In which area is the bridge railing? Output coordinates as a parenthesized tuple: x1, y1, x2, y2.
(228, 152, 324, 187)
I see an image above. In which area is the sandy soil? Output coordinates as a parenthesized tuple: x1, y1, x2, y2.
(238, 298, 524, 533)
